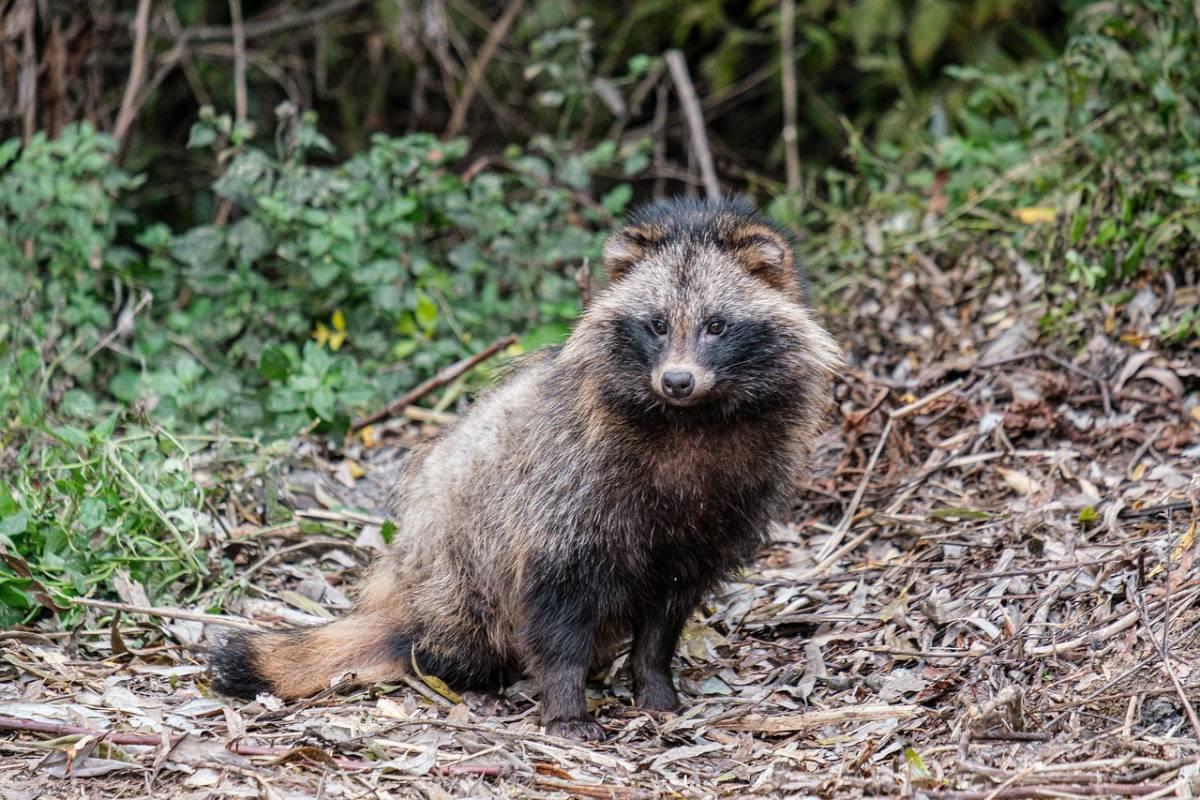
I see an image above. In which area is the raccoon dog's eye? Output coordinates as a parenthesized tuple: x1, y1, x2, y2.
(650, 319, 668, 336)
(706, 319, 727, 336)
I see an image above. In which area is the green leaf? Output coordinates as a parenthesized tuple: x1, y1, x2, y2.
(310, 387, 336, 421)
(310, 259, 340, 288)
(602, 184, 633, 215)
(0, 581, 33, 611)
(259, 347, 292, 381)
(49, 426, 91, 449)
(171, 225, 227, 272)
(908, 0, 952, 67)
(78, 498, 107, 531)
(91, 412, 119, 440)
(59, 389, 96, 418)
(109, 372, 141, 404)
(415, 293, 438, 331)
(186, 122, 216, 149)
(0, 138, 20, 168)
(174, 356, 202, 386)
(228, 217, 273, 263)
(0, 512, 29, 537)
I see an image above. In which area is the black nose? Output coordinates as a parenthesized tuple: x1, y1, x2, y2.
(662, 371, 695, 399)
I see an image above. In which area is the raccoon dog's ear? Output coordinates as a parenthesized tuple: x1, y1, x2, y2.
(602, 224, 664, 282)
(726, 225, 801, 301)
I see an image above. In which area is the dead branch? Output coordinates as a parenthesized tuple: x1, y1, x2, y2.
(351, 334, 517, 432)
(812, 378, 965, 566)
(779, 0, 801, 192)
(922, 784, 1171, 799)
(0, 716, 506, 775)
(443, 0, 526, 140)
(227, 0, 247, 123)
(721, 703, 922, 733)
(18, 0, 36, 145)
(64, 596, 262, 632)
(114, 0, 153, 147)
(162, 0, 370, 44)
(665, 50, 720, 200)
(1132, 577, 1200, 741)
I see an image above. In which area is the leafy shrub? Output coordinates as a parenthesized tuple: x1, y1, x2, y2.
(797, 1, 1200, 303)
(3, 107, 645, 438)
(0, 107, 645, 621)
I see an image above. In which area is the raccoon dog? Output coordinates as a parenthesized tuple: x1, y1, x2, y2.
(210, 196, 842, 741)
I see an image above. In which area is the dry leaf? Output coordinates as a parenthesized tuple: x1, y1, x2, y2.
(996, 466, 1039, 496)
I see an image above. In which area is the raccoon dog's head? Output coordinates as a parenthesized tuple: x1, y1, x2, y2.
(567, 196, 842, 426)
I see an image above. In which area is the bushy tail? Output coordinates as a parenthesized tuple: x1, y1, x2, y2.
(209, 613, 410, 699)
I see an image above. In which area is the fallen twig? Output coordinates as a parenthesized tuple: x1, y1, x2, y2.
(923, 784, 1171, 799)
(813, 379, 964, 565)
(1131, 577, 1200, 742)
(63, 596, 263, 632)
(351, 334, 516, 431)
(721, 703, 922, 733)
(0, 716, 505, 776)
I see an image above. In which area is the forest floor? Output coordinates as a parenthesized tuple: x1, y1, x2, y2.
(2, 255, 1199, 799)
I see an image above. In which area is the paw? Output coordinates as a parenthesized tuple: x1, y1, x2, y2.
(635, 682, 678, 712)
(545, 718, 606, 742)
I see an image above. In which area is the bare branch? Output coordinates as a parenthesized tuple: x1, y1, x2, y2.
(664, 49, 720, 200)
(780, 0, 801, 192)
(351, 334, 517, 432)
(114, 0, 153, 146)
(228, 0, 247, 123)
(444, 0, 526, 139)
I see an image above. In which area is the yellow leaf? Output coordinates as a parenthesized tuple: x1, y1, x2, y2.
(347, 459, 365, 478)
(410, 649, 462, 704)
(1013, 207, 1057, 224)
(360, 425, 376, 448)
(1172, 520, 1196, 562)
(1131, 462, 1147, 481)
(313, 313, 348, 350)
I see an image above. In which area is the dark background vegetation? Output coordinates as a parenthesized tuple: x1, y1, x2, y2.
(0, 0, 1197, 622)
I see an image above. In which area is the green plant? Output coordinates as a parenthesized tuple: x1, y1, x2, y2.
(794, 2, 1200, 297)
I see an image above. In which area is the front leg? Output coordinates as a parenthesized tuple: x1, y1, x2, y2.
(519, 561, 604, 741)
(631, 591, 699, 712)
